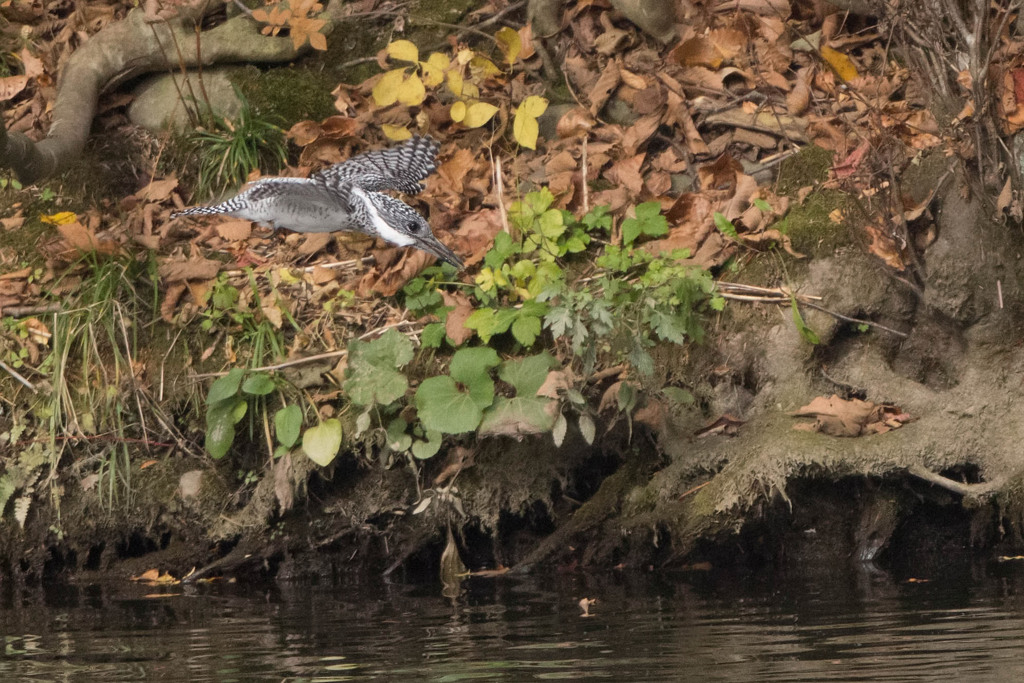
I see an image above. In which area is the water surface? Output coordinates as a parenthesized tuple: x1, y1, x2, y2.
(2, 563, 1023, 681)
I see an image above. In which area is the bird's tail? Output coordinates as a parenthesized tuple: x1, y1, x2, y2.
(169, 204, 234, 219)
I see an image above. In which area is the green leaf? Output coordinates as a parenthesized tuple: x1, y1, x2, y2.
(421, 322, 446, 348)
(205, 398, 245, 459)
(274, 405, 303, 448)
(790, 297, 820, 345)
(415, 376, 485, 433)
(386, 418, 412, 452)
(621, 202, 668, 246)
(411, 430, 443, 459)
(449, 346, 499, 408)
(753, 197, 772, 212)
(207, 368, 244, 404)
(344, 328, 414, 406)
(713, 212, 739, 240)
(464, 307, 517, 342)
(484, 231, 520, 268)
(498, 353, 558, 396)
(302, 419, 343, 466)
(511, 313, 541, 347)
(241, 373, 275, 396)
(661, 387, 695, 407)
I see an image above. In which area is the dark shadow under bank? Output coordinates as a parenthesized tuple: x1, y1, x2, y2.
(4, 463, 1019, 588)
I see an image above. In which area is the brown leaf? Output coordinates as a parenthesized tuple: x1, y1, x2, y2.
(791, 394, 899, 437)
(442, 290, 475, 346)
(134, 177, 178, 202)
(605, 153, 645, 196)
(274, 452, 295, 513)
(437, 147, 475, 194)
(0, 75, 29, 101)
(215, 219, 252, 241)
(287, 120, 322, 146)
(158, 256, 221, 283)
(588, 60, 621, 116)
(556, 107, 596, 138)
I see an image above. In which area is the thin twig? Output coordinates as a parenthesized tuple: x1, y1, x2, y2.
(908, 464, 1002, 497)
(0, 360, 35, 392)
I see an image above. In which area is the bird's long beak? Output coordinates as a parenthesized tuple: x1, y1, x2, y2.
(415, 233, 464, 270)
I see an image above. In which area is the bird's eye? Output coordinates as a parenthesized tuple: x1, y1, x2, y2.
(406, 220, 421, 233)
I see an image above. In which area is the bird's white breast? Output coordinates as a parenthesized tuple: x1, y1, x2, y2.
(350, 187, 414, 246)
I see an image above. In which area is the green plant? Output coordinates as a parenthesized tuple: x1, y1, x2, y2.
(44, 255, 151, 509)
(187, 88, 287, 200)
(200, 271, 289, 368)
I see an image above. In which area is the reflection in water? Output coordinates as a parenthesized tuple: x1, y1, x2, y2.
(1, 563, 1023, 681)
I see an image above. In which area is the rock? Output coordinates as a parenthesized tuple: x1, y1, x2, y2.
(179, 470, 204, 500)
(129, 69, 242, 132)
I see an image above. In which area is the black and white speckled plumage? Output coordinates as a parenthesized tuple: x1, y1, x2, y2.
(171, 136, 461, 269)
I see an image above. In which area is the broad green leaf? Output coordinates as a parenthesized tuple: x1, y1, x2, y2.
(372, 68, 408, 107)
(511, 313, 541, 347)
(450, 346, 499, 408)
(495, 26, 521, 65)
(387, 418, 411, 451)
(498, 352, 558, 396)
(344, 329, 414, 406)
(450, 346, 500, 382)
(462, 101, 498, 128)
(661, 387, 695, 407)
(207, 368, 244, 404)
(206, 398, 245, 459)
(464, 307, 517, 343)
(302, 419, 343, 466)
(420, 322, 446, 348)
(411, 430, 443, 459)
(274, 405, 303, 448)
(387, 39, 419, 63)
(242, 373, 275, 396)
(415, 376, 485, 433)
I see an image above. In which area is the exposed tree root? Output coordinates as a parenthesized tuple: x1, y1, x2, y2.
(0, 1, 346, 184)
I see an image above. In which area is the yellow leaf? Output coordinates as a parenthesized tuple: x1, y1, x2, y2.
(513, 112, 540, 149)
(820, 45, 858, 82)
(426, 52, 450, 71)
(41, 211, 77, 226)
(513, 97, 547, 149)
(455, 48, 475, 66)
(397, 73, 426, 106)
(462, 81, 480, 99)
(519, 95, 548, 118)
(446, 69, 464, 97)
(277, 267, 302, 284)
(382, 124, 412, 140)
(450, 100, 467, 123)
(495, 27, 521, 65)
(470, 55, 502, 78)
(387, 39, 420, 63)
(372, 68, 408, 107)
(462, 101, 498, 128)
(421, 53, 448, 87)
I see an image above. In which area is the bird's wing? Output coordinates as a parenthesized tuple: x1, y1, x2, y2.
(312, 136, 440, 194)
